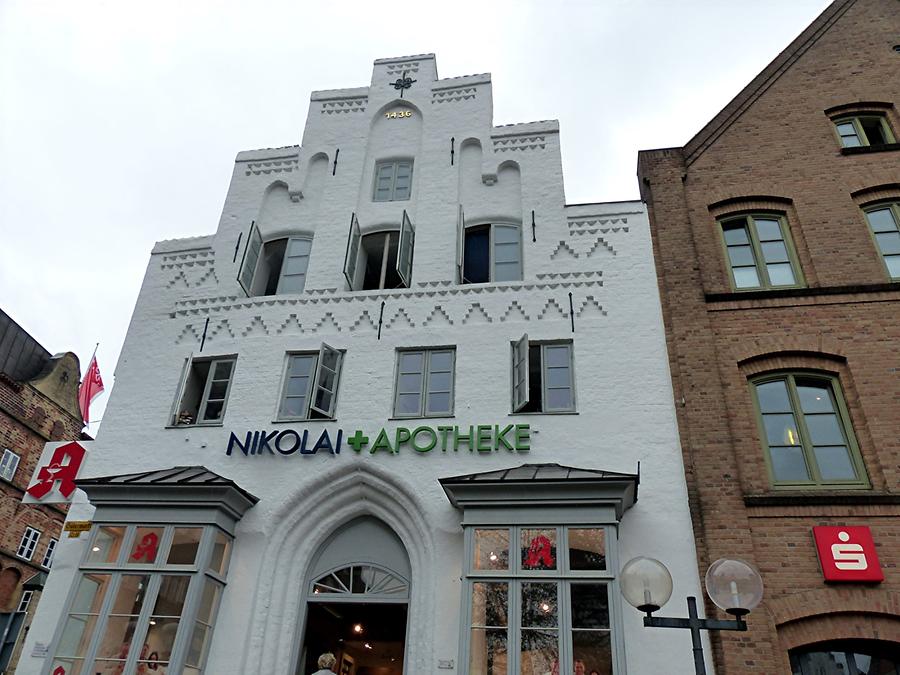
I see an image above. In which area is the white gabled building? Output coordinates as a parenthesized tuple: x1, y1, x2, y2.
(21, 54, 710, 675)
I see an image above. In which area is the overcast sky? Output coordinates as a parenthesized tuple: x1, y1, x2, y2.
(0, 0, 831, 433)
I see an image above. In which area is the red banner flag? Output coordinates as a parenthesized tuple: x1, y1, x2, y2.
(78, 355, 104, 424)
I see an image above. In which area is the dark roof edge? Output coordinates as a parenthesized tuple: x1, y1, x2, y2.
(683, 0, 856, 165)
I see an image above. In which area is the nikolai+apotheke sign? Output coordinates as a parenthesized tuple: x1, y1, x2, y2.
(226, 423, 531, 457)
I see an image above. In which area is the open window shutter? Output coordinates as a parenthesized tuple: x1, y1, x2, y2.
(169, 352, 194, 425)
(343, 213, 362, 290)
(310, 342, 343, 418)
(397, 210, 415, 287)
(237, 222, 262, 296)
(456, 204, 465, 283)
(512, 333, 530, 412)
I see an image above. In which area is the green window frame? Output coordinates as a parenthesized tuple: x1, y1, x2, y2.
(719, 214, 804, 290)
(751, 372, 868, 489)
(48, 523, 232, 675)
(863, 202, 900, 280)
(832, 114, 896, 148)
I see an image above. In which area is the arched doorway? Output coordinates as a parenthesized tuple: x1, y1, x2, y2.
(297, 517, 410, 675)
(789, 639, 900, 674)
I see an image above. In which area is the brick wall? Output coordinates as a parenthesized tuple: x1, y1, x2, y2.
(639, 0, 900, 672)
(0, 373, 81, 608)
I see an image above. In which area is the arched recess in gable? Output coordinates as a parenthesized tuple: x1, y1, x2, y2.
(303, 152, 330, 205)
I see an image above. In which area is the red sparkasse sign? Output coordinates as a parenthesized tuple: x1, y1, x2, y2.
(813, 526, 883, 583)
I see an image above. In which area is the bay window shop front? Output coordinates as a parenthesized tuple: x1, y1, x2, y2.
(442, 463, 637, 675)
(44, 468, 257, 675)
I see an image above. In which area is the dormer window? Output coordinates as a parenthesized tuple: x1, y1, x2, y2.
(237, 226, 312, 296)
(833, 114, 895, 148)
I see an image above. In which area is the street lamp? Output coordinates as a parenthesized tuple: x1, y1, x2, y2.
(620, 556, 763, 675)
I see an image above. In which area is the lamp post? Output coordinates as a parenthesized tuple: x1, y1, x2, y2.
(620, 556, 764, 675)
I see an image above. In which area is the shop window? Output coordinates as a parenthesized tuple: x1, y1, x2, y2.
(790, 639, 900, 675)
(751, 373, 868, 488)
(17, 526, 41, 561)
(42, 537, 59, 569)
(237, 226, 312, 297)
(512, 337, 575, 413)
(17, 589, 33, 613)
(172, 357, 236, 426)
(277, 344, 344, 421)
(833, 114, 895, 148)
(373, 160, 413, 201)
(720, 214, 803, 290)
(343, 211, 415, 290)
(393, 348, 455, 418)
(465, 526, 614, 675)
(0, 448, 20, 481)
(49, 524, 231, 675)
(863, 203, 900, 279)
(460, 223, 523, 284)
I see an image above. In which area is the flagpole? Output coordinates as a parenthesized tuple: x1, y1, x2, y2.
(81, 343, 100, 428)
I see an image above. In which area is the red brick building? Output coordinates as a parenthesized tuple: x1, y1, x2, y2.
(0, 309, 84, 668)
(638, 0, 900, 672)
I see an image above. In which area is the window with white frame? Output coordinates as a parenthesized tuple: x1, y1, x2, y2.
(42, 537, 59, 569)
(17, 526, 41, 561)
(343, 211, 415, 291)
(465, 526, 615, 675)
(173, 356, 236, 426)
(237, 224, 313, 297)
(393, 348, 455, 418)
(512, 337, 576, 413)
(0, 448, 20, 481)
(49, 524, 232, 675)
(17, 589, 34, 613)
(277, 344, 344, 420)
(460, 222, 522, 284)
(373, 160, 413, 201)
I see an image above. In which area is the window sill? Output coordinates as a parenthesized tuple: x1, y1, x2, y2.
(508, 411, 579, 416)
(165, 423, 225, 429)
(269, 418, 335, 424)
(841, 142, 900, 155)
(743, 491, 899, 507)
(706, 280, 900, 303)
(388, 415, 456, 421)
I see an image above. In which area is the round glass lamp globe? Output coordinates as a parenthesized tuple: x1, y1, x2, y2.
(620, 556, 673, 613)
(705, 558, 763, 616)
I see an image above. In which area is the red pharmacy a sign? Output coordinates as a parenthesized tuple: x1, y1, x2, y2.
(813, 526, 883, 583)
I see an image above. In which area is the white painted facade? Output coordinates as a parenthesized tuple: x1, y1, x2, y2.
(21, 54, 712, 675)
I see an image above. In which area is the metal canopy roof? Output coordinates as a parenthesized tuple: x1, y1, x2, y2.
(77, 465, 259, 504)
(441, 462, 639, 483)
(439, 462, 640, 520)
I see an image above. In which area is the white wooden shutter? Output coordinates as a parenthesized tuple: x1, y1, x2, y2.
(397, 210, 415, 287)
(456, 204, 465, 283)
(343, 213, 362, 290)
(512, 333, 530, 412)
(310, 342, 343, 418)
(237, 222, 262, 296)
(169, 352, 194, 425)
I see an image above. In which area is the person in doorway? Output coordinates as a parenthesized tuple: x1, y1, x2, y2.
(573, 660, 586, 675)
(589, 671, 601, 675)
(313, 652, 338, 674)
